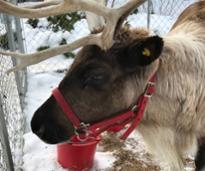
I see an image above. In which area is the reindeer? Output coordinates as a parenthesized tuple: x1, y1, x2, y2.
(1, 0, 205, 170)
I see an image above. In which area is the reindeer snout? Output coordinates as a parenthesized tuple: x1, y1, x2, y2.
(31, 112, 46, 138)
(31, 119, 45, 138)
(31, 112, 58, 144)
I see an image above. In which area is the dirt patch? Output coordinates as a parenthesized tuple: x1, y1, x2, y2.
(112, 149, 161, 171)
(99, 133, 161, 171)
(98, 133, 195, 171)
(99, 133, 125, 152)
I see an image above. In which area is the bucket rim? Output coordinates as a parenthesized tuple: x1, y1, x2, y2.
(57, 135, 101, 147)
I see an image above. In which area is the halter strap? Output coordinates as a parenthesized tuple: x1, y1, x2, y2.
(52, 73, 156, 141)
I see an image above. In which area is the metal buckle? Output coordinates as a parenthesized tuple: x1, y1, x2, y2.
(74, 122, 90, 134)
(74, 122, 92, 142)
(79, 122, 90, 129)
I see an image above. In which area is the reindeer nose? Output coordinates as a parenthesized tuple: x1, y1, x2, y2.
(31, 114, 45, 138)
(32, 124, 45, 138)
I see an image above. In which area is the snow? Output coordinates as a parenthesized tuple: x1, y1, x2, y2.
(21, 18, 89, 72)
(22, 1, 197, 170)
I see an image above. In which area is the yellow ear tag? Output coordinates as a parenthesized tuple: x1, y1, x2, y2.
(142, 48, 151, 57)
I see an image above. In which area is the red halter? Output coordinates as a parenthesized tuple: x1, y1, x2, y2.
(52, 73, 156, 141)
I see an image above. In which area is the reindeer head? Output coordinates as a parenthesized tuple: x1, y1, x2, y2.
(31, 29, 163, 143)
(0, 0, 163, 144)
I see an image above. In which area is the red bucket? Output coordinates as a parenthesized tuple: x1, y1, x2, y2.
(57, 136, 101, 171)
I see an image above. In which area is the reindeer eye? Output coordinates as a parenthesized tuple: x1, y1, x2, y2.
(83, 69, 109, 88)
(84, 73, 106, 86)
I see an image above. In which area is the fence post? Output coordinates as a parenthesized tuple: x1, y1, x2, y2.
(147, 0, 151, 30)
(3, 11, 26, 109)
(14, 14, 27, 107)
(0, 97, 14, 171)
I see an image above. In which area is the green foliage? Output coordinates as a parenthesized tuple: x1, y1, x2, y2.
(0, 33, 9, 49)
(37, 46, 50, 51)
(27, 18, 39, 28)
(47, 12, 83, 32)
(133, 8, 138, 14)
(0, 32, 17, 50)
(59, 38, 75, 58)
(59, 38, 67, 45)
(63, 51, 75, 58)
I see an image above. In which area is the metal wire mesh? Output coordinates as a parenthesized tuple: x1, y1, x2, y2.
(22, 15, 85, 73)
(0, 56, 25, 171)
(0, 142, 7, 171)
(21, 0, 197, 73)
(0, 13, 26, 171)
(129, 0, 197, 35)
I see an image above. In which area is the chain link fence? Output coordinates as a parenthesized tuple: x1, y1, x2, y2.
(137, 0, 196, 34)
(0, 10, 26, 171)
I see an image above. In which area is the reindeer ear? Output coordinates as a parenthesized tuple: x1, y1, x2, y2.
(119, 36, 164, 68)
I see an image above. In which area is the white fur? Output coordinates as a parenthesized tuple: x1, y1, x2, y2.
(136, 21, 205, 170)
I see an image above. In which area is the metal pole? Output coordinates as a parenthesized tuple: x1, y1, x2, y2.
(3, 13, 26, 109)
(0, 97, 14, 171)
(15, 18, 25, 53)
(147, 0, 151, 30)
(2, 15, 16, 51)
(12, 0, 27, 108)
(14, 16, 27, 107)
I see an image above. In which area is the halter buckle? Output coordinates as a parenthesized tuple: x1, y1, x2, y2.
(74, 122, 93, 142)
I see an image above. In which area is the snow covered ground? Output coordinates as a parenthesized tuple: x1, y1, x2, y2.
(22, 1, 197, 170)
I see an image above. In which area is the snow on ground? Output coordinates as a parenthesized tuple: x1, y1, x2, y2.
(22, 18, 89, 72)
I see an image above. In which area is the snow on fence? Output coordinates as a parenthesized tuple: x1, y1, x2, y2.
(0, 12, 26, 171)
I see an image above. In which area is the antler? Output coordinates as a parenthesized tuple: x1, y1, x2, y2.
(0, 0, 147, 73)
(85, 0, 106, 33)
